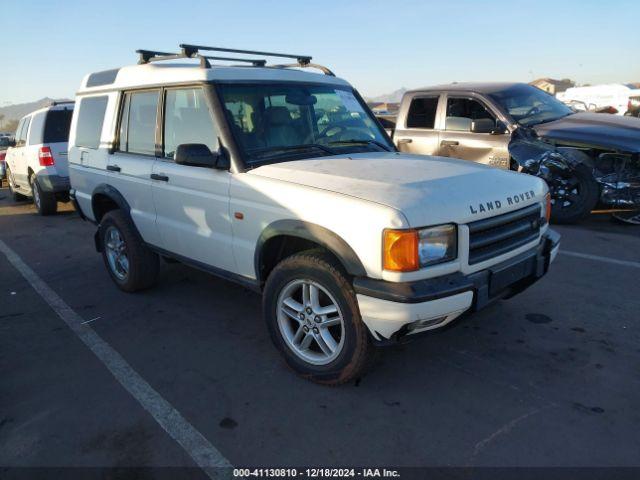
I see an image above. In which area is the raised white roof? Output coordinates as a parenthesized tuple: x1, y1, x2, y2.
(78, 62, 350, 94)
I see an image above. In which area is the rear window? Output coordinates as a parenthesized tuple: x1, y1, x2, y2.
(44, 109, 73, 143)
(76, 96, 108, 149)
(406, 97, 438, 129)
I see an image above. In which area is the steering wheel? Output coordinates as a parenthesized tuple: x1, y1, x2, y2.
(306, 124, 374, 144)
(523, 105, 541, 117)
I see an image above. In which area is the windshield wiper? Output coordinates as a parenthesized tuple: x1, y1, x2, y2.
(327, 139, 392, 152)
(250, 144, 337, 159)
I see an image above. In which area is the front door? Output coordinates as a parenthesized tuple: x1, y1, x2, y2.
(437, 95, 510, 169)
(150, 86, 235, 273)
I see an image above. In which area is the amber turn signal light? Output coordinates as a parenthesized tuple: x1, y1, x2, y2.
(383, 229, 419, 272)
(545, 193, 552, 222)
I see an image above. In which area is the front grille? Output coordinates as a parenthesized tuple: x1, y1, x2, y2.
(468, 204, 541, 265)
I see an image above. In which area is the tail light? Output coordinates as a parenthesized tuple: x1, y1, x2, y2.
(629, 100, 633, 111)
(38, 146, 55, 166)
(0, 151, 6, 162)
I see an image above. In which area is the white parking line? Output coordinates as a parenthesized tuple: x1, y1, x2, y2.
(560, 249, 640, 269)
(0, 239, 232, 479)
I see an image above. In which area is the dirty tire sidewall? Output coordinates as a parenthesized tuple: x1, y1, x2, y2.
(263, 250, 372, 385)
(99, 210, 160, 292)
(31, 177, 57, 216)
(550, 163, 599, 224)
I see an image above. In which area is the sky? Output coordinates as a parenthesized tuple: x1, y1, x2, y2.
(1, 0, 639, 105)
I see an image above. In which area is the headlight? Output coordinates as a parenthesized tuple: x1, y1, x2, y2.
(418, 224, 457, 267)
(383, 224, 457, 272)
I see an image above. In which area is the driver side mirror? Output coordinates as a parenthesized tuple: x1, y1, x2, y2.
(471, 119, 508, 135)
(175, 144, 228, 169)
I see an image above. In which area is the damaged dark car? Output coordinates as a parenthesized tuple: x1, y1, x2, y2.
(492, 84, 640, 224)
(391, 82, 640, 224)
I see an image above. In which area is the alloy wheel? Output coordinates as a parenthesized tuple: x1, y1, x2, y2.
(104, 226, 130, 281)
(276, 279, 345, 366)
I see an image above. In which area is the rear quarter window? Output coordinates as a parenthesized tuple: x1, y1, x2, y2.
(44, 109, 73, 143)
(75, 96, 108, 149)
(28, 112, 46, 145)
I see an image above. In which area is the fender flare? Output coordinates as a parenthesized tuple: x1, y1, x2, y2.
(91, 184, 134, 252)
(91, 184, 132, 220)
(254, 219, 367, 283)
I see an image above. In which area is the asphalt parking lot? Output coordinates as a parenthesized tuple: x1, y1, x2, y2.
(0, 186, 639, 477)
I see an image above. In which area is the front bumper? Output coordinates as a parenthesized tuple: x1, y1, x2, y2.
(355, 229, 560, 343)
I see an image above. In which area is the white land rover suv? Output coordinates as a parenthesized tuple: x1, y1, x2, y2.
(69, 45, 560, 384)
(5, 102, 74, 215)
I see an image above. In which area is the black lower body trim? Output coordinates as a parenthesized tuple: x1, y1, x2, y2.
(146, 244, 261, 293)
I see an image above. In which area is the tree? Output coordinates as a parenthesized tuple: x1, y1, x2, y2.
(0, 114, 4, 129)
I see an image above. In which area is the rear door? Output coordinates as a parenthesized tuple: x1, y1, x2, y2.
(10, 116, 31, 186)
(393, 94, 442, 155)
(436, 94, 510, 168)
(42, 107, 74, 177)
(150, 86, 235, 272)
(108, 89, 161, 246)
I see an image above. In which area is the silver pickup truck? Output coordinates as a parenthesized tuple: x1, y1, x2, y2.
(386, 82, 640, 224)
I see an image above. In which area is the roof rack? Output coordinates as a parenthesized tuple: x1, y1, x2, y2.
(135, 45, 334, 76)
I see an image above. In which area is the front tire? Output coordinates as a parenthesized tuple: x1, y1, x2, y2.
(263, 250, 373, 385)
(30, 176, 57, 216)
(99, 210, 160, 292)
(6, 167, 27, 201)
(548, 163, 599, 224)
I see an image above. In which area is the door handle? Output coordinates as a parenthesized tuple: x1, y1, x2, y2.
(150, 173, 169, 182)
(80, 150, 88, 165)
(397, 138, 412, 145)
(106, 165, 121, 172)
(440, 140, 459, 146)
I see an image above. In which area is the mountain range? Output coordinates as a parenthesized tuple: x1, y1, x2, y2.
(365, 88, 408, 104)
(0, 97, 73, 127)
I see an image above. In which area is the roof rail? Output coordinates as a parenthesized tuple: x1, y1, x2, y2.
(49, 100, 75, 106)
(135, 45, 335, 75)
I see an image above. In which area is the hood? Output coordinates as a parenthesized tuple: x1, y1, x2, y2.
(249, 153, 546, 227)
(532, 112, 640, 152)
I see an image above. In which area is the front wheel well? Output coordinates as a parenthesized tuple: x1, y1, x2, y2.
(258, 235, 346, 286)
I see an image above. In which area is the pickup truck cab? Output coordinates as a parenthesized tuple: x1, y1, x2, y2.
(5, 102, 74, 214)
(389, 83, 640, 224)
(69, 47, 559, 384)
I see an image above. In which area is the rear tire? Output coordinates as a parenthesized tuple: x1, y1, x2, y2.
(548, 163, 599, 224)
(30, 176, 57, 216)
(99, 210, 160, 292)
(263, 249, 373, 385)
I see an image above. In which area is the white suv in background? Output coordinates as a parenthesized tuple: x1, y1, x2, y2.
(69, 45, 559, 384)
(5, 102, 74, 215)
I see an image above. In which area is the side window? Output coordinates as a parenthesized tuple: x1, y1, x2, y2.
(163, 88, 217, 159)
(14, 119, 25, 145)
(18, 117, 31, 146)
(119, 90, 159, 156)
(28, 112, 46, 145)
(76, 96, 108, 149)
(406, 97, 438, 129)
(445, 97, 495, 132)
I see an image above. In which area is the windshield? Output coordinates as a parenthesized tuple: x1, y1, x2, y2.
(218, 83, 393, 165)
(488, 84, 574, 127)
